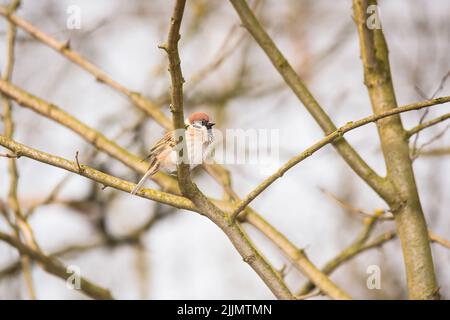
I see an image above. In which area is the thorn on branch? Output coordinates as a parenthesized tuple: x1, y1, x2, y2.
(60, 39, 71, 50)
(297, 247, 307, 258)
(75, 151, 84, 173)
(158, 44, 169, 53)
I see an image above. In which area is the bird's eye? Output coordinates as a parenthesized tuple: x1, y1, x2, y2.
(202, 120, 207, 126)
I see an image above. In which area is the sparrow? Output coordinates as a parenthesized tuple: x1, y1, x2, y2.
(131, 112, 215, 195)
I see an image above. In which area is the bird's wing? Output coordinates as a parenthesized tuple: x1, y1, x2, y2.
(142, 131, 177, 162)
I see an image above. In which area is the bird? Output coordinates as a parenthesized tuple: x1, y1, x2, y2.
(131, 112, 215, 195)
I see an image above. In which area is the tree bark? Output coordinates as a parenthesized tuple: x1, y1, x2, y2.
(353, 0, 439, 299)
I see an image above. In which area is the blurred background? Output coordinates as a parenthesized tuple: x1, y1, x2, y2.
(0, 0, 449, 299)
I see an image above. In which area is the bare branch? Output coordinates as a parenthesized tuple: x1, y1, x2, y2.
(0, 79, 305, 284)
(319, 188, 393, 220)
(229, 0, 393, 201)
(0, 78, 179, 192)
(1, 0, 37, 299)
(0, 135, 197, 211)
(245, 211, 352, 300)
(202, 161, 353, 299)
(0, 231, 113, 299)
(411, 124, 450, 161)
(0, 5, 172, 129)
(0, 5, 245, 204)
(407, 112, 450, 138)
(429, 230, 450, 249)
(0, 152, 19, 158)
(298, 214, 382, 295)
(161, 0, 297, 300)
(417, 147, 450, 157)
(353, 0, 439, 299)
(230, 95, 450, 219)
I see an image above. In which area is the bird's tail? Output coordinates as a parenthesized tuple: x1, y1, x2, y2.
(131, 164, 159, 195)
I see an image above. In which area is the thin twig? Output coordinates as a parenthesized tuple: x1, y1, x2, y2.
(411, 69, 450, 158)
(0, 152, 18, 158)
(319, 188, 394, 220)
(417, 147, 450, 157)
(411, 86, 431, 157)
(0, 231, 113, 299)
(245, 212, 352, 299)
(298, 214, 384, 295)
(353, 0, 439, 299)
(1, 0, 37, 300)
(0, 135, 197, 211)
(429, 230, 450, 249)
(25, 117, 148, 218)
(24, 174, 71, 218)
(0, 77, 179, 192)
(230, 95, 450, 220)
(406, 112, 450, 138)
(161, 0, 299, 300)
(0, 5, 172, 129)
(1, 206, 175, 280)
(0, 1, 256, 222)
(230, 0, 392, 201)
(412, 124, 450, 161)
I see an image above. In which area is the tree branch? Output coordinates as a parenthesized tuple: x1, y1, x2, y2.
(0, 133, 352, 299)
(301, 229, 398, 295)
(1, 0, 37, 299)
(0, 135, 197, 211)
(0, 5, 172, 130)
(160, 0, 297, 300)
(245, 211, 352, 299)
(1, 206, 173, 280)
(200, 160, 353, 299)
(0, 231, 113, 299)
(406, 112, 450, 138)
(0, 76, 319, 297)
(298, 226, 450, 296)
(230, 96, 450, 219)
(0, 4, 240, 223)
(0, 78, 179, 192)
(298, 214, 382, 295)
(229, 0, 393, 201)
(163, 0, 190, 186)
(429, 230, 450, 249)
(417, 147, 450, 157)
(353, 0, 439, 299)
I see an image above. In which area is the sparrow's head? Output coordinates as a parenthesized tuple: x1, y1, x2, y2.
(186, 112, 215, 129)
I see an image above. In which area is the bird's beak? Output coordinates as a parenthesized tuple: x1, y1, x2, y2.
(206, 122, 215, 129)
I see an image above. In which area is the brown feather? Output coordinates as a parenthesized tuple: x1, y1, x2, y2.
(142, 131, 176, 164)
